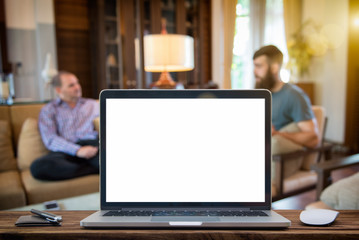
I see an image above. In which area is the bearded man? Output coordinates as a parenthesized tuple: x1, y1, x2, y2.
(253, 45, 320, 179)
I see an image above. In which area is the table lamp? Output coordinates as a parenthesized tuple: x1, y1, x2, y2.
(144, 27, 194, 89)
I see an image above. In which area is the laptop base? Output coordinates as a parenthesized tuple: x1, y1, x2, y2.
(80, 210, 291, 228)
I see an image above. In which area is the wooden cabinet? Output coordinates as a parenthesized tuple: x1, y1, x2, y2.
(90, 0, 211, 94)
(54, 0, 94, 98)
(295, 82, 315, 105)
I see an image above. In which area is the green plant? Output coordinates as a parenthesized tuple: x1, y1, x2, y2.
(286, 20, 329, 78)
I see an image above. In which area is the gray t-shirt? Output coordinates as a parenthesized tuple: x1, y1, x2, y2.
(272, 83, 314, 130)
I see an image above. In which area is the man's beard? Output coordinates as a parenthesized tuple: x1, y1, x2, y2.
(255, 69, 276, 90)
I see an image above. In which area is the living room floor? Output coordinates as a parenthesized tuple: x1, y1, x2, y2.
(272, 163, 359, 209)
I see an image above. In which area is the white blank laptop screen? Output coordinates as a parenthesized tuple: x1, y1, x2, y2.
(106, 98, 265, 203)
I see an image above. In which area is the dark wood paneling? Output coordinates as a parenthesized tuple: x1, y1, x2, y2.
(295, 82, 315, 105)
(0, 0, 11, 73)
(150, 0, 161, 34)
(344, 0, 359, 153)
(176, 0, 186, 83)
(119, 0, 136, 88)
(54, 0, 93, 98)
(136, 0, 145, 88)
(149, 0, 161, 83)
(198, 0, 211, 87)
(89, 0, 106, 96)
(55, 0, 90, 30)
(199, 0, 212, 87)
(55, 0, 211, 92)
(176, 0, 186, 35)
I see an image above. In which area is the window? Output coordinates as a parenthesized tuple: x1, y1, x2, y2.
(264, 0, 290, 83)
(231, 0, 289, 88)
(231, 0, 250, 89)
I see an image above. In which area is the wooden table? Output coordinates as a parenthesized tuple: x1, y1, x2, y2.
(0, 210, 358, 240)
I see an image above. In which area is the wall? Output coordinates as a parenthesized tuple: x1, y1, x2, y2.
(302, 0, 349, 143)
(5, 0, 57, 101)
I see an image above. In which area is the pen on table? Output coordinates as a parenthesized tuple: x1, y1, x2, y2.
(31, 209, 63, 223)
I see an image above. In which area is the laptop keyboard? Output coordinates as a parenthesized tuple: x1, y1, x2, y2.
(103, 210, 268, 217)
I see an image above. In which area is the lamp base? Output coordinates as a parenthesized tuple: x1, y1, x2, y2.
(152, 71, 176, 89)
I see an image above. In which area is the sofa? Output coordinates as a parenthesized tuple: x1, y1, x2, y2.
(0, 103, 99, 210)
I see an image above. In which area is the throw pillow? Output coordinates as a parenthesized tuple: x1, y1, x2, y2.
(93, 117, 100, 133)
(0, 120, 17, 172)
(272, 122, 304, 179)
(17, 118, 48, 171)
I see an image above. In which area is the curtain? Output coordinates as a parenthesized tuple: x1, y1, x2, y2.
(250, 0, 267, 53)
(283, 0, 302, 44)
(222, 0, 237, 89)
(241, 0, 266, 89)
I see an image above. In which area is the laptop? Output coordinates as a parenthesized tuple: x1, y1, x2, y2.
(80, 89, 291, 228)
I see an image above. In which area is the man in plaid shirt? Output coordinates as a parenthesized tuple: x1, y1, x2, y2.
(30, 71, 100, 180)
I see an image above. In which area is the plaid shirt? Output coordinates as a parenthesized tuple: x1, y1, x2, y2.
(38, 98, 99, 156)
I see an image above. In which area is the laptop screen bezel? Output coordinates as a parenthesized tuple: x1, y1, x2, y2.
(100, 89, 272, 210)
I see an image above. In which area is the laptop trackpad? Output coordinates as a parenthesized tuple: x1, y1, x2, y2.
(151, 216, 220, 222)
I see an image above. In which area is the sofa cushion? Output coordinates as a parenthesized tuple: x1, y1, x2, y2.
(283, 170, 317, 194)
(93, 116, 100, 132)
(9, 104, 44, 149)
(271, 184, 277, 198)
(17, 118, 49, 171)
(0, 120, 17, 172)
(320, 172, 359, 210)
(0, 170, 27, 209)
(21, 170, 99, 204)
(0, 106, 10, 123)
(272, 123, 304, 179)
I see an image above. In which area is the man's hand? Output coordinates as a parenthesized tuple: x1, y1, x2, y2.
(76, 146, 98, 159)
(272, 125, 278, 136)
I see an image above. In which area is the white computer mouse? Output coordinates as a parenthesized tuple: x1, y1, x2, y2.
(300, 209, 339, 226)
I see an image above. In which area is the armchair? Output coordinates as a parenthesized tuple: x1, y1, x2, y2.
(272, 106, 333, 201)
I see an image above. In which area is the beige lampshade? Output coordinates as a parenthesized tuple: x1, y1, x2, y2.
(144, 34, 194, 72)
